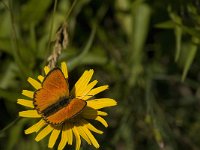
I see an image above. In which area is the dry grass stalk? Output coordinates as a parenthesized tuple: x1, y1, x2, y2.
(48, 22, 68, 69)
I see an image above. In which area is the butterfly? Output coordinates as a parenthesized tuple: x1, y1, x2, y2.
(33, 68, 87, 125)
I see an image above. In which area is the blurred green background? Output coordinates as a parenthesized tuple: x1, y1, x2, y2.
(1, 0, 200, 149)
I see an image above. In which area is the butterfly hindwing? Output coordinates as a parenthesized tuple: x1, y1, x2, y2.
(46, 98, 87, 125)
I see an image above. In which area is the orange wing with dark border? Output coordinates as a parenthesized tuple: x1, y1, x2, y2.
(33, 68, 69, 113)
(33, 68, 87, 125)
(46, 98, 86, 125)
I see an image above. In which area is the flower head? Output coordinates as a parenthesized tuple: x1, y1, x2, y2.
(17, 62, 117, 150)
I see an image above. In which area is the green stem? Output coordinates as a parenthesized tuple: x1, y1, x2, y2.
(0, 117, 20, 137)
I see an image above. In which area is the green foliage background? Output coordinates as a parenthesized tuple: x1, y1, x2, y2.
(1, 0, 200, 149)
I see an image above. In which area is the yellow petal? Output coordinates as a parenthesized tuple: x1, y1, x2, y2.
(37, 75, 44, 82)
(27, 77, 41, 90)
(17, 99, 34, 108)
(95, 116, 108, 127)
(22, 90, 34, 98)
(58, 124, 68, 150)
(77, 69, 94, 93)
(81, 125, 99, 148)
(80, 80, 98, 99)
(44, 66, 50, 75)
(25, 119, 46, 134)
(72, 126, 81, 150)
(48, 127, 61, 148)
(66, 122, 73, 145)
(19, 110, 41, 118)
(87, 98, 117, 109)
(98, 111, 108, 116)
(87, 125, 103, 134)
(83, 85, 109, 100)
(72, 69, 94, 97)
(35, 125, 54, 142)
(80, 119, 103, 134)
(76, 125, 91, 145)
(73, 70, 89, 90)
(61, 62, 68, 78)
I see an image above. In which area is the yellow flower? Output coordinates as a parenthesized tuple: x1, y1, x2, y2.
(17, 62, 117, 150)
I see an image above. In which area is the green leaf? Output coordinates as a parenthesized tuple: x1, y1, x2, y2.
(0, 38, 12, 55)
(20, 0, 52, 27)
(168, 6, 182, 24)
(115, 0, 132, 38)
(0, 62, 18, 89)
(7, 118, 28, 150)
(182, 26, 200, 39)
(175, 26, 182, 62)
(181, 38, 198, 81)
(129, 2, 151, 86)
(68, 25, 96, 70)
(155, 20, 175, 29)
(131, 2, 151, 59)
(0, 88, 20, 102)
(81, 53, 107, 65)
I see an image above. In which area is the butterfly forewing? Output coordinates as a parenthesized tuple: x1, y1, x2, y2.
(34, 68, 69, 113)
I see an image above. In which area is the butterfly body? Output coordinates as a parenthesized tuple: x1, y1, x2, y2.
(41, 96, 70, 117)
(33, 68, 86, 125)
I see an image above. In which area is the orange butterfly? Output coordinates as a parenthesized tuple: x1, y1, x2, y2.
(33, 68, 86, 125)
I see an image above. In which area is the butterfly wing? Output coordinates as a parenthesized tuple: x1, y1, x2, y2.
(34, 68, 69, 113)
(45, 98, 86, 125)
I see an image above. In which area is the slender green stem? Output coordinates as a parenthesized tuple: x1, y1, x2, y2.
(65, 0, 78, 21)
(0, 117, 20, 136)
(9, 0, 28, 78)
(68, 25, 96, 70)
(0, 0, 10, 10)
(46, 0, 58, 54)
